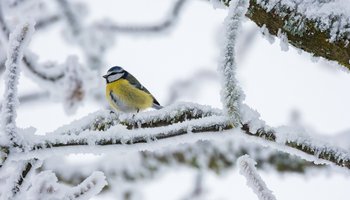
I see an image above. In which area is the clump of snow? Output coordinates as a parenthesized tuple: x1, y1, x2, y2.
(120, 102, 223, 128)
(260, 24, 275, 44)
(238, 155, 277, 200)
(277, 29, 289, 51)
(240, 104, 266, 134)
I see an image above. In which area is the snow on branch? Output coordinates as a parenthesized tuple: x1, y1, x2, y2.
(0, 21, 34, 148)
(1, 103, 348, 171)
(238, 155, 277, 200)
(51, 102, 222, 135)
(219, 0, 248, 126)
(96, 0, 188, 34)
(218, 0, 350, 70)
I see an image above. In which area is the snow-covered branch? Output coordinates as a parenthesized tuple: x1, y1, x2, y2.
(219, 0, 248, 126)
(238, 155, 277, 200)
(2, 103, 348, 171)
(217, 0, 350, 70)
(1, 21, 34, 148)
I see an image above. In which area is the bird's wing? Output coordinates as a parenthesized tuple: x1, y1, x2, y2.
(126, 73, 161, 106)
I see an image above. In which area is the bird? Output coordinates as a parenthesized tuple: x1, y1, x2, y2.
(103, 66, 163, 113)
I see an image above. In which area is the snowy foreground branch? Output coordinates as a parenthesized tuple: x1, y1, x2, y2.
(217, 0, 350, 69)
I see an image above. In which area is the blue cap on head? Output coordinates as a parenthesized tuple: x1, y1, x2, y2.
(107, 66, 124, 73)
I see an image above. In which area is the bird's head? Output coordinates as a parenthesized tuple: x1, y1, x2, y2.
(103, 66, 126, 83)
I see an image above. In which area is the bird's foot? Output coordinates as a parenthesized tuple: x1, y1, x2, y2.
(131, 109, 140, 119)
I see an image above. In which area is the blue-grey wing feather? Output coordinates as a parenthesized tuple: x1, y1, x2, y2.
(125, 73, 162, 108)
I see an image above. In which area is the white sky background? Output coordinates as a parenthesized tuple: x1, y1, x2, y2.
(1, 0, 350, 199)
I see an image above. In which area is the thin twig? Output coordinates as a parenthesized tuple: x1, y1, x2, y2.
(96, 0, 188, 34)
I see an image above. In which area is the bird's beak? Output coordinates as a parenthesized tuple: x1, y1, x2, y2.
(102, 74, 108, 79)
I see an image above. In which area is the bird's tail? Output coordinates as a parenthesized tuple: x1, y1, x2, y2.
(152, 103, 163, 110)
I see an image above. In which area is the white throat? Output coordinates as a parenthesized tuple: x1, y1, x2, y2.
(107, 73, 124, 82)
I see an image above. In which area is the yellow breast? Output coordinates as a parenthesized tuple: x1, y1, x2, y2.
(106, 79, 154, 112)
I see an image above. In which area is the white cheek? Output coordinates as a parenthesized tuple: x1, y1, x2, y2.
(108, 73, 123, 82)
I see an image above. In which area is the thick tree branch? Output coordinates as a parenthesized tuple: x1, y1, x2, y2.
(219, 0, 350, 69)
(4, 104, 349, 170)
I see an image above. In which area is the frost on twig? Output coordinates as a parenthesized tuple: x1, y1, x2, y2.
(238, 155, 277, 200)
(96, 0, 188, 34)
(0, 21, 34, 148)
(219, 0, 248, 126)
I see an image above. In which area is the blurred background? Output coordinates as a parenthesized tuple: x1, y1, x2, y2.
(0, 0, 350, 199)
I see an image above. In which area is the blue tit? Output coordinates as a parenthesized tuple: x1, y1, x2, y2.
(103, 66, 163, 113)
